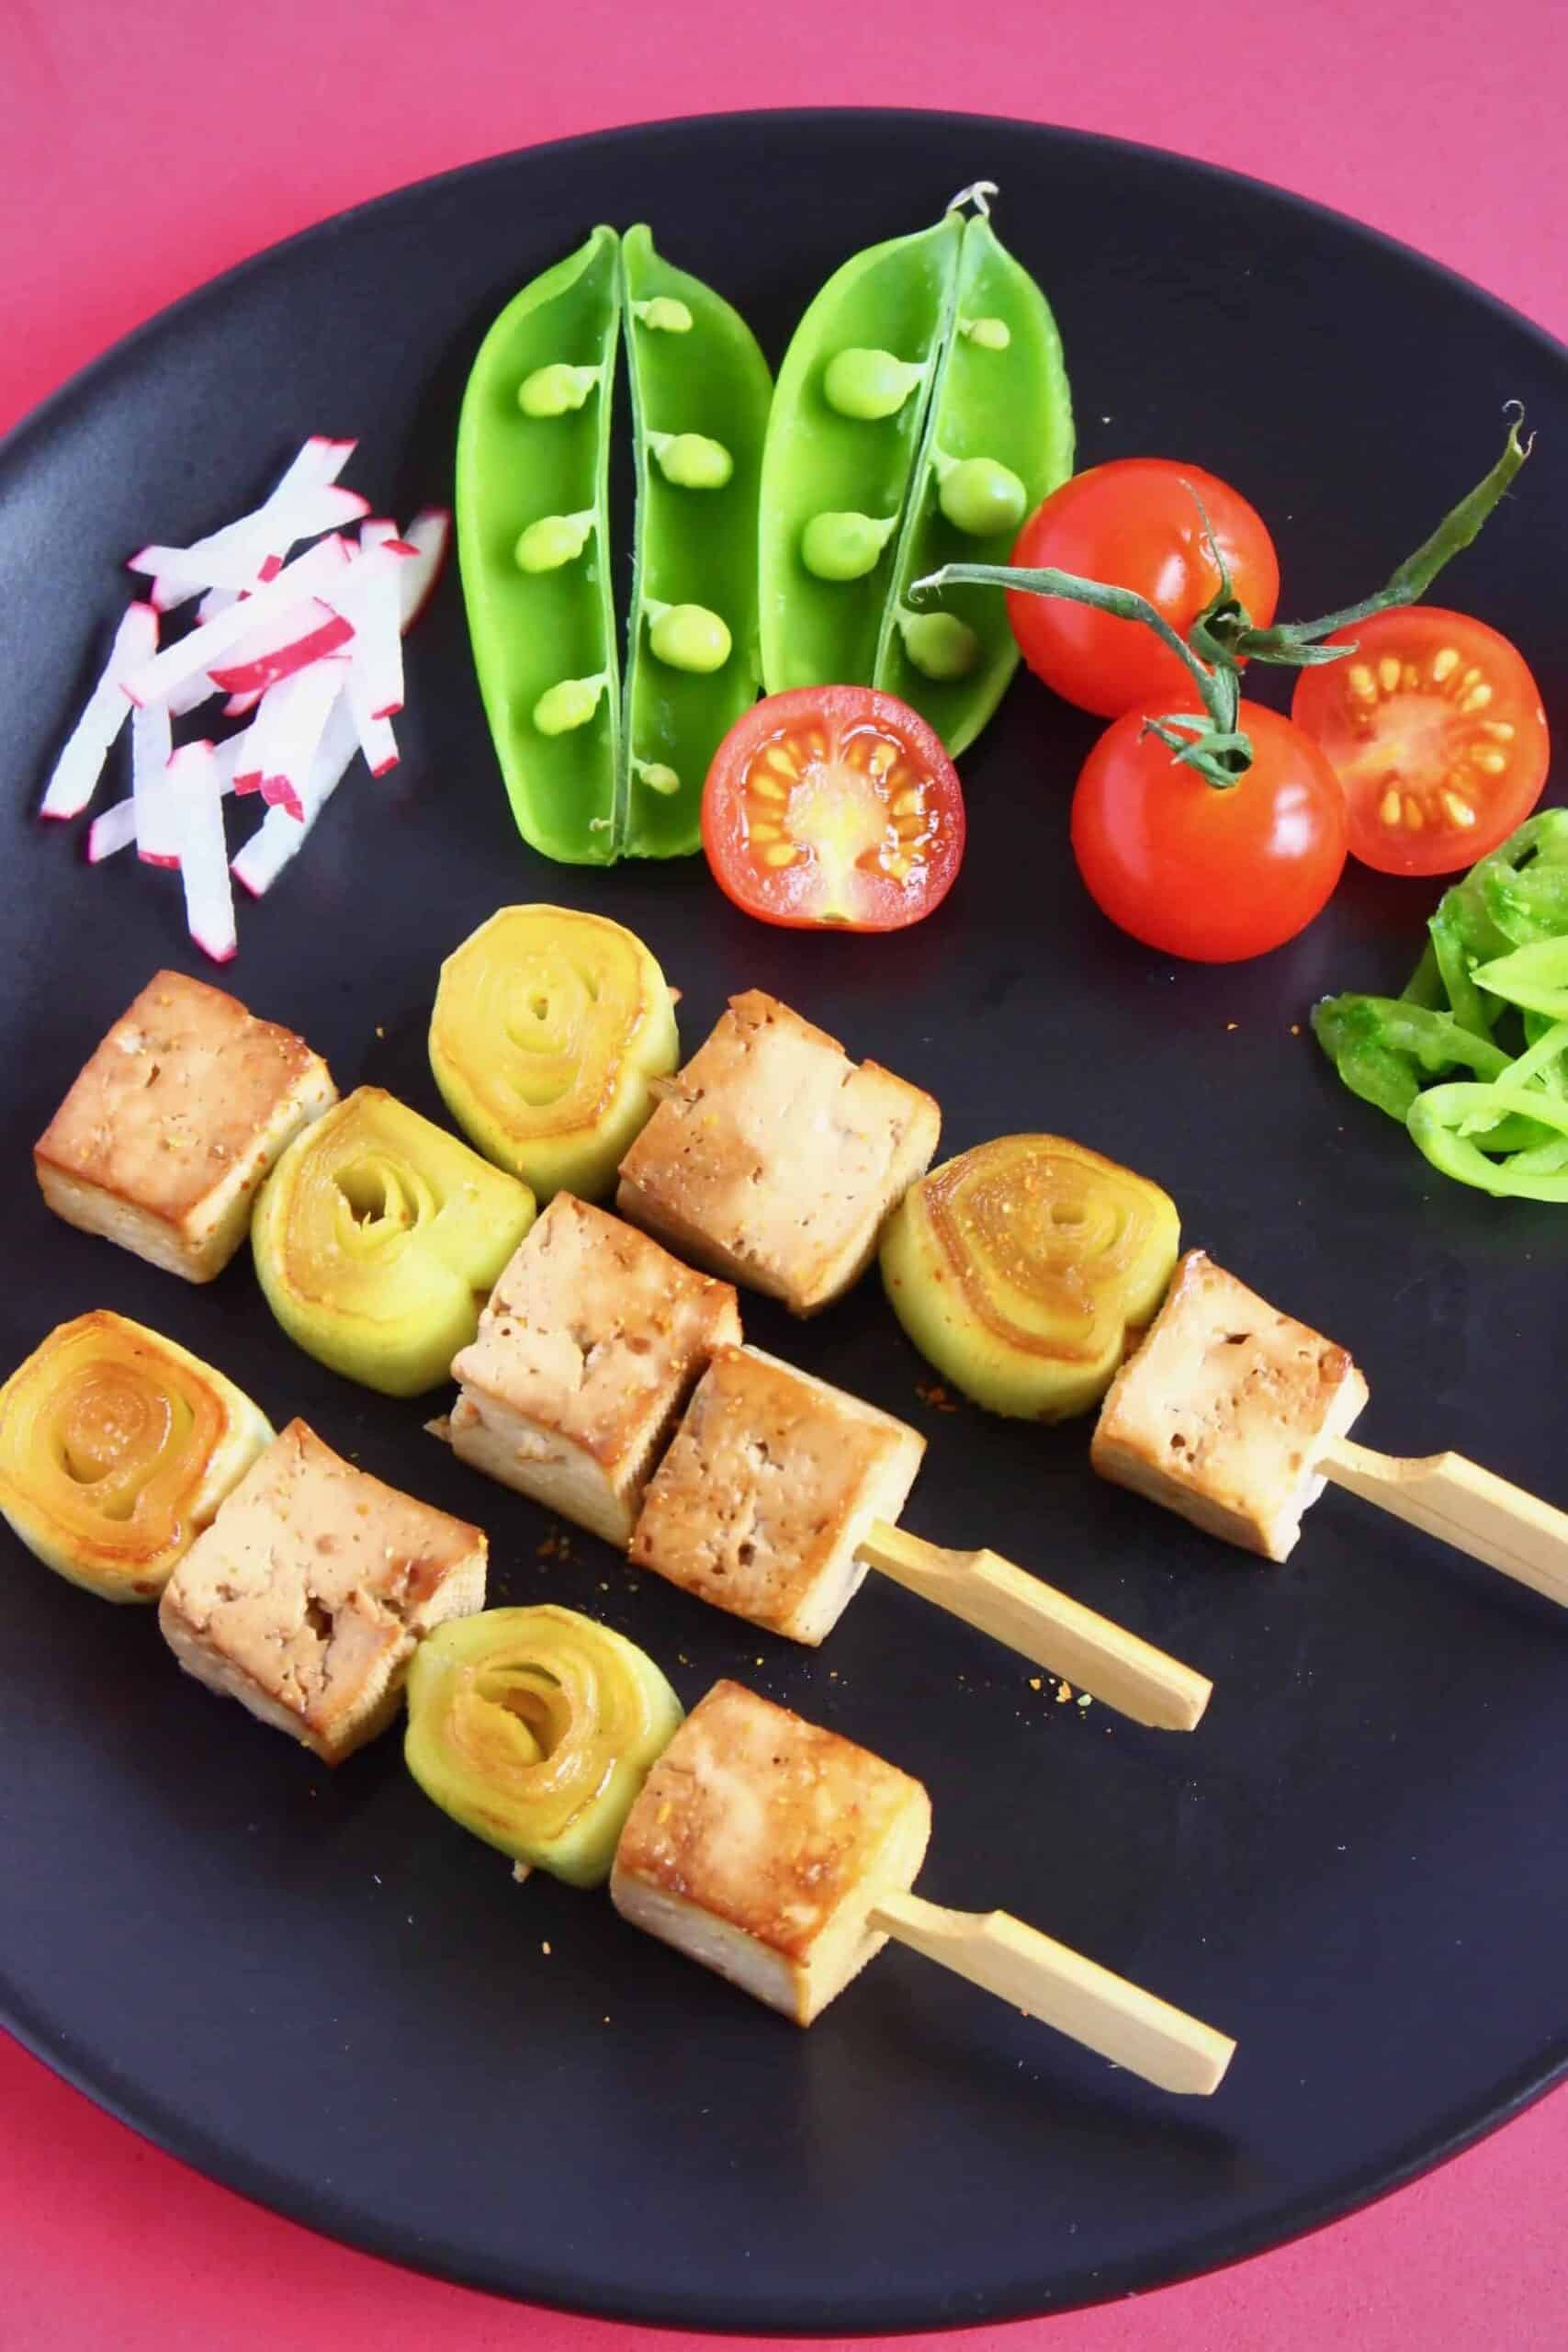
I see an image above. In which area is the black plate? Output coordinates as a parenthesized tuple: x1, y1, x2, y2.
(2, 109, 1565, 2334)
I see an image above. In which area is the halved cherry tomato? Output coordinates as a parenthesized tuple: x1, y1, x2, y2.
(1290, 606, 1550, 876)
(1070, 702, 1347, 963)
(1009, 459, 1280, 719)
(700, 686, 964, 931)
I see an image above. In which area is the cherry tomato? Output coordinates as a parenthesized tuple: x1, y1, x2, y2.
(1290, 606, 1550, 876)
(1070, 702, 1347, 963)
(701, 686, 965, 931)
(1008, 459, 1280, 719)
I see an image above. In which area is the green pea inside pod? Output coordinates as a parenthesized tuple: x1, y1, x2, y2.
(533, 673, 608, 735)
(897, 606, 982, 682)
(822, 345, 926, 422)
(960, 314, 1012, 350)
(513, 510, 596, 572)
(516, 362, 601, 418)
(404, 1603, 685, 1888)
(934, 453, 1029, 538)
(800, 510, 899, 582)
(646, 601, 732, 674)
(632, 758, 682, 797)
(634, 296, 694, 333)
(648, 431, 734, 490)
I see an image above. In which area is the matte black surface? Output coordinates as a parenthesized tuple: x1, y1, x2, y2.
(1, 111, 1565, 2334)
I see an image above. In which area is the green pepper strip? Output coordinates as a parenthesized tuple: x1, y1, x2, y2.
(1311, 995, 1515, 1122)
(1472, 938, 1568, 1022)
(1408, 1080, 1568, 1202)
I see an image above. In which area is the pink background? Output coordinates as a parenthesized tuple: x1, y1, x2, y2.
(2, 1, 1564, 2344)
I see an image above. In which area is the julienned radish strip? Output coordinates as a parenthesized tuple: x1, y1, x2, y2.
(137, 435, 363, 609)
(345, 659, 399, 776)
(334, 539, 411, 721)
(130, 702, 177, 865)
(207, 604, 355, 699)
(244, 658, 348, 817)
(121, 536, 352, 707)
(88, 730, 249, 864)
(394, 509, 449, 631)
(231, 700, 359, 897)
(39, 604, 159, 819)
(167, 741, 237, 962)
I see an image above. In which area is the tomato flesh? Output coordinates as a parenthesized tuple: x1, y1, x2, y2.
(1008, 459, 1280, 719)
(1070, 701, 1347, 963)
(701, 686, 965, 931)
(1290, 607, 1550, 876)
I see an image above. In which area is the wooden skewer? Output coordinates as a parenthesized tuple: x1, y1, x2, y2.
(1321, 1436, 1568, 1608)
(868, 1889, 1235, 2096)
(856, 1521, 1212, 1732)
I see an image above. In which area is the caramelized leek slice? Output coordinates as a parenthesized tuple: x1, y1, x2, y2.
(253, 1087, 536, 1396)
(404, 1604, 684, 1887)
(428, 904, 678, 1200)
(0, 1311, 272, 1602)
(880, 1135, 1179, 1421)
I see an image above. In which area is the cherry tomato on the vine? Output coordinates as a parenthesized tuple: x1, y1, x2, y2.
(1009, 459, 1280, 719)
(1290, 606, 1549, 876)
(700, 685, 965, 931)
(1070, 702, 1348, 963)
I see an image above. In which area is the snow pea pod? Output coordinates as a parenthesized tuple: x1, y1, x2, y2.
(620, 223, 772, 857)
(759, 188, 1072, 755)
(457, 226, 621, 864)
(457, 225, 770, 864)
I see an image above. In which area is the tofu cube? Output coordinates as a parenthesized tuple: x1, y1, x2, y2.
(35, 970, 336, 1282)
(447, 1193, 742, 1546)
(629, 1344, 925, 1644)
(160, 1419, 487, 1762)
(611, 1679, 932, 2025)
(615, 989, 940, 1315)
(1091, 1250, 1370, 1562)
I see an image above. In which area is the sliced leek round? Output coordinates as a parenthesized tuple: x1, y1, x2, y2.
(404, 1604, 684, 1887)
(428, 904, 678, 1201)
(0, 1310, 272, 1602)
(253, 1086, 536, 1397)
(880, 1135, 1180, 1421)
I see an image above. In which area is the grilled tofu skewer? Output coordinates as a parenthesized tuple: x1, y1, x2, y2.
(444, 1205, 1213, 1731)
(632, 1344, 1212, 1731)
(1093, 1251, 1568, 1607)
(611, 1681, 1235, 2094)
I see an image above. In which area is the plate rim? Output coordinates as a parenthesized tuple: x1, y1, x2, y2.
(3, 105, 1565, 2331)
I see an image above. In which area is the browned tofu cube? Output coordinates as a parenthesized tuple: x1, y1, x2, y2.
(1091, 1250, 1370, 1562)
(35, 970, 336, 1282)
(447, 1193, 742, 1546)
(611, 1679, 932, 2024)
(615, 990, 940, 1315)
(160, 1419, 487, 1762)
(629, 1344, 925, 1644)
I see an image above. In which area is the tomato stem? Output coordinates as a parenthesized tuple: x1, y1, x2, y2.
(1214, 408, 1531, 663)
(916, 559, 1254, 786)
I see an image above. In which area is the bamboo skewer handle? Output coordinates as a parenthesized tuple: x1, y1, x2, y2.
(868, 1889, 1235, 2096)
(857, 1521, 1212, 1731)
(1321, 1437, 1568, 1609)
